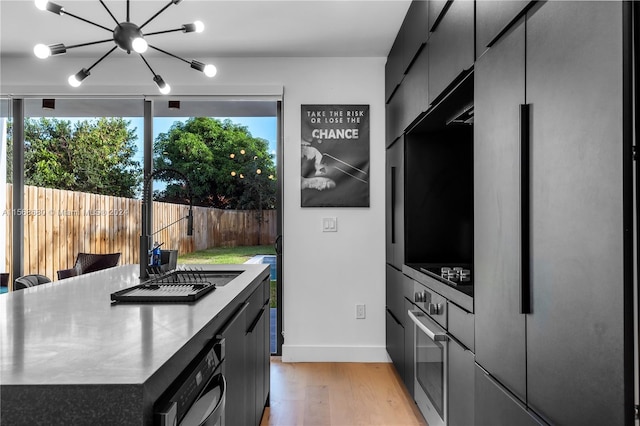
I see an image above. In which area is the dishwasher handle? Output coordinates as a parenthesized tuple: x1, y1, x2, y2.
(408, 309, 448, 342)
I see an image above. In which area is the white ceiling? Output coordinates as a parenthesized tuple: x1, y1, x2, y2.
(0, 0, 411, 58)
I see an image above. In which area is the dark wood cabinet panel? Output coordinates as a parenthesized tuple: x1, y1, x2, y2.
(401, 44, 429, 131)
(473, 16, 527, 402)
(428, 0, 474, 104)
(402, 0, 429, 73)
(218, 303, 248, 426)
(428, 0, 450, 31)
(475, 366, 544, 426)
(385, 32, 405, 103)
(385, 308, 405, 380)
(448, 341, 475, 426)
(386, 85, 405, 146)
(525, 3, 627, 424)
(385, 136, 405, 268)
(475, 0, 533, 58)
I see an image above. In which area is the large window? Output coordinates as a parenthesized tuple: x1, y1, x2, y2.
(14, 98, 144, 281)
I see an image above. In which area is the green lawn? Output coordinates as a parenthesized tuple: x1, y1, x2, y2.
(178, 245, 276, 265)
(178, 245, 277, 308)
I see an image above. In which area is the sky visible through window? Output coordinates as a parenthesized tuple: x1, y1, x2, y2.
(139, 116, 278, 166)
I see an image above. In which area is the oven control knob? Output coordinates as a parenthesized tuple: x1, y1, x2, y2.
(428, 303, 442, 315)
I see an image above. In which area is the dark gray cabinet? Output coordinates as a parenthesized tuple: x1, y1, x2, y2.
(400, 44, 429, 133)
(428, 0, 449, 31)
(385, 33, 405, 103)
(401, 276, 416, 397)
(525, 3, 627, 424)
(401, 0, 429, 72)
(475, 0, 533, 58)
(475, 365, 544, 426)
(386, 265, 405, 380)
(474, 15, 527, 402)
(427, 0, 474, 104)
(474, 2, 631, 424)
(385, 136, 405, 269)
(216, 279, 270, 426)
(448, 339, 474, 426)
(246, 278, 270, 426)
(218, 302, 249, 426)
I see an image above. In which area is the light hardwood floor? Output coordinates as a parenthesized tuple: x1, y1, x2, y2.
(259, 357, 427, 426)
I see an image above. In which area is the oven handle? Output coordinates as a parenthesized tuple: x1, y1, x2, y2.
(408, 309, 448, 342)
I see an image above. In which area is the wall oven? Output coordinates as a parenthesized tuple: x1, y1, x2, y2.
(408, 282, 448, 426)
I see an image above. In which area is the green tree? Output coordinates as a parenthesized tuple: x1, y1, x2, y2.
(153, 117, 276, 209)
(12, 118, 141, 197)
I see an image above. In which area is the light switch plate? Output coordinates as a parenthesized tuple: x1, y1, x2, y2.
(322, 217, 337, 232)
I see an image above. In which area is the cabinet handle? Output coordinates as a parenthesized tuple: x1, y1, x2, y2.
(520, 104, 531, 314)
(217, 302, 248, 338)
(386, 307, 402, 326)
(247, 306, 266, 335)
(391, 166, 396, 244)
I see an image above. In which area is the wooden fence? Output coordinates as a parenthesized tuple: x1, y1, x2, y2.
(4, 184, 277, 281)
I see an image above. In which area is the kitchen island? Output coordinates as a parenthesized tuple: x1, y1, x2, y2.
(0, 263, 270, 425)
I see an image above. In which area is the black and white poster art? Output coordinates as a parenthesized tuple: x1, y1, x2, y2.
(301, 104, 370, 207)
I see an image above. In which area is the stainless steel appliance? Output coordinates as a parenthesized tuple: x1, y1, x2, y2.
(408, 282, 448, 426)
(156, 338, 226, 426)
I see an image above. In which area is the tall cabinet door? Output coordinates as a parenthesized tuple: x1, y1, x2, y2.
(526, 2, 627, 424)
(385, 136, 405, 270)
(473, 18, 527, 401)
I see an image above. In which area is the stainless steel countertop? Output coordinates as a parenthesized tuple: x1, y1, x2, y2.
(0, 264, 269, 386)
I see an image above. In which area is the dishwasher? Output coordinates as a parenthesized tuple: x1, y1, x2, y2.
(155, 337, 226, 426)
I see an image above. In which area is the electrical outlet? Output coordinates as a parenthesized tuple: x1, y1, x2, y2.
(356, 304, 366, 319)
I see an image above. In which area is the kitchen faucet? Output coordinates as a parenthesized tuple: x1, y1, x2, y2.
(140, 168, 194, 279)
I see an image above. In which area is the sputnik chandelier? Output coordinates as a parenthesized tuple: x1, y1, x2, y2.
(32, 0, 217, 94)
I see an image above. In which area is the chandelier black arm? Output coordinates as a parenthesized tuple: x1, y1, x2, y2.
(86, 46, 118, 72)
(139, 0, 180, 31)
(127, 0, 130, 22)
(149, 45, 190, 65)
(98, 0, 121, 27)
(139, 54, 159, 77)
(66, 38, 113, 50)
(144, 28, 185, 37)
(62, 10, 113, 32)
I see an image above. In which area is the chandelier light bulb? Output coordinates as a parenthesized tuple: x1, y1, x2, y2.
(194, 21, 205, 33)
(132, 37, 148, 53)
(231, 171, 236, 177)
(240, 149, 246, 155)
(229, 153, 235, 159)
(34, 44, 51, 59)
(68, 68, 90, 87)
(35, 0, 48, 11)
(159, 83, 171, 95)
(256, 169, 262, 175)
(203, 64, 217, 78)
(68, 74, 82, 87)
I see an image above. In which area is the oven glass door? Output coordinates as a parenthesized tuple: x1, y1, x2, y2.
(416, 326, 445, 416)
(409, 309, 447, 426)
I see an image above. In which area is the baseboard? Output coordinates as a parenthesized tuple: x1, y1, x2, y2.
(281, 344, 391, 363)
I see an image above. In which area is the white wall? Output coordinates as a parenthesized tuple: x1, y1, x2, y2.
(1, 55, 388, 362)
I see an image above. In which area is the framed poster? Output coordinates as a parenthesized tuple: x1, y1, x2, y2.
(301, 104, 370, 207)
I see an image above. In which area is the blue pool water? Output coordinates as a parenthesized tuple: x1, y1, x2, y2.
(245, 255, 276, 280)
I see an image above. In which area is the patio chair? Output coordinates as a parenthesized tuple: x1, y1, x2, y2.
(14, 274, 52, 290)
(74, 252, 121, 275)
(57, 267, 80, 280)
